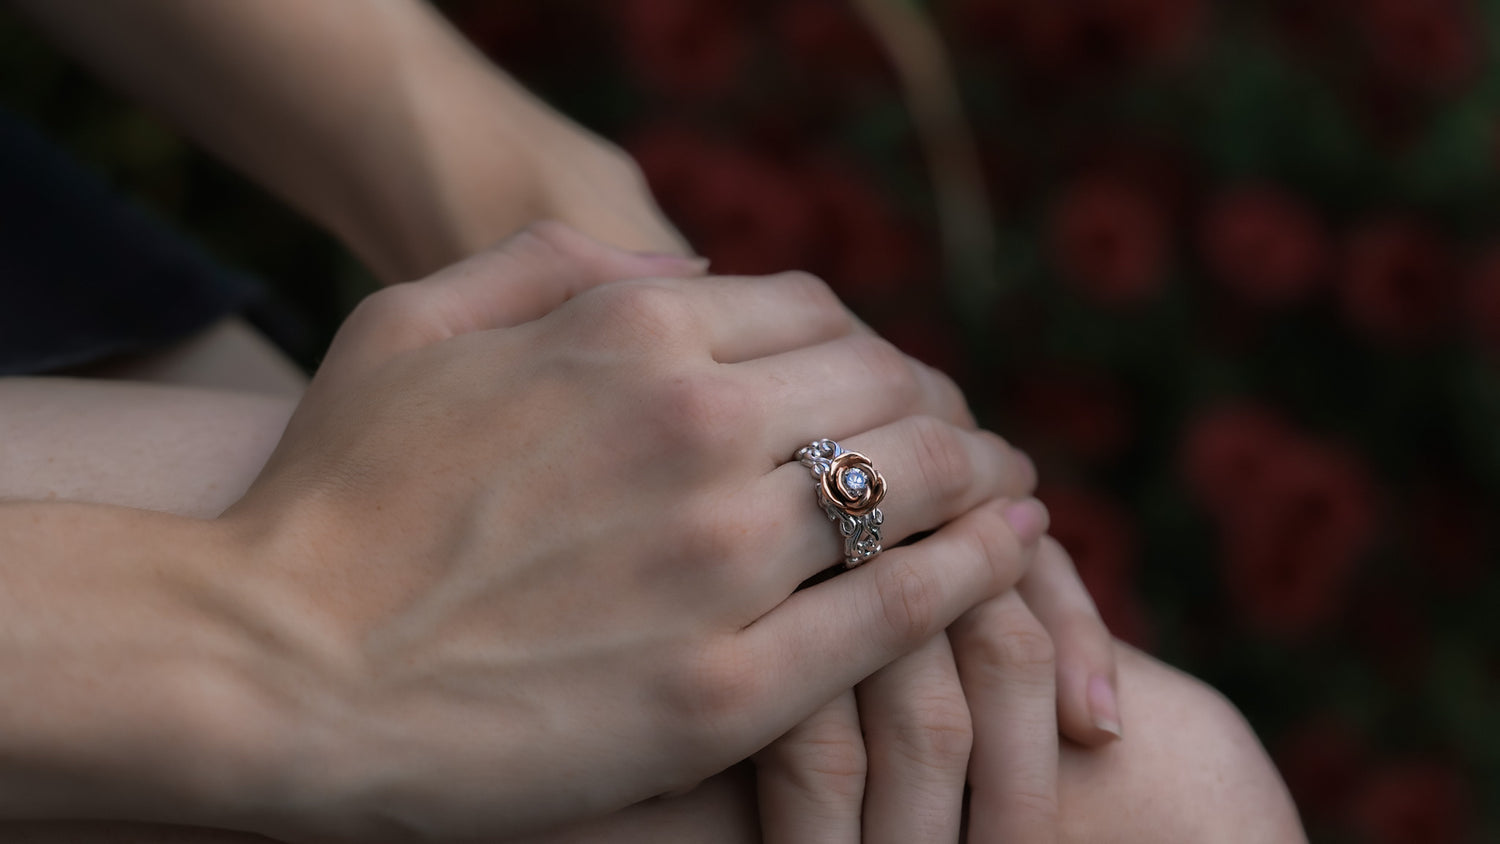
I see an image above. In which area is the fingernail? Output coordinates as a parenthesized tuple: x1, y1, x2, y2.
(1002, 498, 1048, 547)
(1088, 674, 1122, 740)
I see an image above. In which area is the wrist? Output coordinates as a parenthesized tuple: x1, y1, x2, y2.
(0, 503, 295, 830)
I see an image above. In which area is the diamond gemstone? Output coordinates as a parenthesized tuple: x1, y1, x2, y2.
(844, 468, 869, 492)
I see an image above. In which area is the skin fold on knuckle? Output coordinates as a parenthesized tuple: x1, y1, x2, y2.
(906, 416, 973, 509)
(767, 728, 867, 802)
(881, 694, 973, 773)
(775, 270, 849, 335)
(872, 558, 942, 645)
(959, 604, 1056, 685)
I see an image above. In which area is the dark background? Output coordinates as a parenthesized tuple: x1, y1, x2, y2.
(3, 1, 1498, 841)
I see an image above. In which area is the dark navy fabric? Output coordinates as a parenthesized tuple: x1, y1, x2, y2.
(0, 107, 259, 375)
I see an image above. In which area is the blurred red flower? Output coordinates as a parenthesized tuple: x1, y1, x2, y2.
(1360, 0, 1482, 93)
(1465, 244, 1500, 355)
(1349, 759, 1475, 844)
(1181, 403, 1379, 637)
(1274, 715, 1367, 825)
(1339, 218, 1457, 346)
(1201, 185, 1328, 306)
(1223, 437, 1379, 637)
(615, 0, 752, 99)
(953, 0, 1204, 78)
(1180, 402, 1293, 517)
(1050, 176, 1171, 306)
(1041, 485, 1152, 646)
(630, 127, 814, 276)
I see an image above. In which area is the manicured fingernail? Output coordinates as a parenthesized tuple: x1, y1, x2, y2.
(1002, 498, 1048, 547)
(1088, 674, 1122, 740)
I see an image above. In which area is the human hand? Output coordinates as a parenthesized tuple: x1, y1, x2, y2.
(755, 532, 1122, 842)
(215, 223, 1043, 841)
(358, 65, 692, 281)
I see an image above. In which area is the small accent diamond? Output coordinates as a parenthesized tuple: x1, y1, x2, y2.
(844, 468, 869, 491)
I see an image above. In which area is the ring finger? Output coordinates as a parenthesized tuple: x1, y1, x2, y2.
(857, 633, 971, 844)
(751, 415, 1036, 593)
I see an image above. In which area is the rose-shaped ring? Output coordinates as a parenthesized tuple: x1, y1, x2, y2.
(795, 438, 887, 567)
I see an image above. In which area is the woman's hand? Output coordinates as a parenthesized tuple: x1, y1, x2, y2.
(215, 224, 1043, 842)
(755, 535, 1121, 842)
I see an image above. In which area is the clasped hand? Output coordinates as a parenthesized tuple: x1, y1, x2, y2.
(217, 224, 1116, 842)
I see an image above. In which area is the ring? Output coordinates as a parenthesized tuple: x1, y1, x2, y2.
(795, 438, 887, 568)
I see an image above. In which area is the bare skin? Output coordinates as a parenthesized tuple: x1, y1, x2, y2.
(0, 375, 1306, 843)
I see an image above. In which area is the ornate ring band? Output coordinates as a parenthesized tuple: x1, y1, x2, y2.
(795, 438, 887, 568)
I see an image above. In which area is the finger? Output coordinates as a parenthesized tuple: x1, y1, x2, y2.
(1018, 536, 1122, 744)
(736, 334, 975, 457)
(690, 272, 859, 363)
(950, 591, 1061, 844)
(740, 496, 1049, 747)
(856, 635, 970, 844)
(419, 221, 709, 334)
(753, 416, 1036, 590)
(754, 692, 865, 844)
(326, 222, 707, 377)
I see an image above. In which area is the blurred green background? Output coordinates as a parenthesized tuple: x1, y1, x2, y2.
(3, 1, 1498, 840)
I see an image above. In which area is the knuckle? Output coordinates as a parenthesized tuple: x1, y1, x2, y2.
(343, 283, 442, 350)
(769, 720, 868, 800)
(890, 695, 974, 770)
(649, 373, 749, 454)
(964, 504, 1026, 586)
(1006, 787, 1062, 826)
(661, 644, 762, 738)
(874, 559, 941, 643)
(847, 335, 921, 406)
(969, 607, 1056, 674)
(908, 416, 974, 507)
(584, 281, 694, 348)
(675, 503, 754, 580)
(775, 270, 847, 324)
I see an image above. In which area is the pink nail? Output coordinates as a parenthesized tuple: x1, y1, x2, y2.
(1002, 498, 1048, 546)
(1088, 674, 1122, 740)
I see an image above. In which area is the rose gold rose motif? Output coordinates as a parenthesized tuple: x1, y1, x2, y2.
(819, 451, 886, 517)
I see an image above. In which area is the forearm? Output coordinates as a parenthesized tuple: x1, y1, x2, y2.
(0, 500, 282, 830)
(11, 0, 553, 281)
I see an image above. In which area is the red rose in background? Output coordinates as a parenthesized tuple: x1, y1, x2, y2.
(1339, 218, 1457, 346)
(1050, 176, 1171, 306)
(616, 0, 752, 99)
(1201, 185, 1328, 306)
(1465, 244, 1500, 355)
(1181, 403, 1379, 637)
(953, 0, 1204, 79)
(1179, 402, 1293, 517)
(1349, 759, 1475, 844)
(1222, 437, 1379, 638)
(630, 127, 814, 275)
(1041, 485, 1152, 646)
(1360, 0, 1481, 93)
